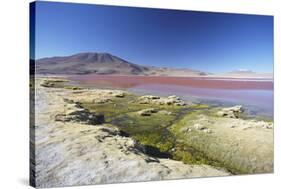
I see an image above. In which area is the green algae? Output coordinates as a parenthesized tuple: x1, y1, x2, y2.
(81, 95, 182, 122)
(169, 108, 274, 174)
(80, 94, 223, 166)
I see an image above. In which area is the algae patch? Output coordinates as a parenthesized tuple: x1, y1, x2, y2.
(80, 94, 218, 166)
(170, 108, 273, 174)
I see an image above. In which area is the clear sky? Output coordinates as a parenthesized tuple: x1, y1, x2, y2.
(33, 1, 273, 73)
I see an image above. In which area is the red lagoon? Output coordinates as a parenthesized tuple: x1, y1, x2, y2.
(68, 75, 273, 117)
(69, 75, 273, 90)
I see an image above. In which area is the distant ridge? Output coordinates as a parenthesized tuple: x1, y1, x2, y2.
(35, 52, 272, 78)
(215, 70, 273, 79)
(35, 52, 206, 76)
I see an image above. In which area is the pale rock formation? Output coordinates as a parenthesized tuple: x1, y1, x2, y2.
(217, 105, 243, 118)
(139, 95, 186, 106)
(137, 108, 158, 116)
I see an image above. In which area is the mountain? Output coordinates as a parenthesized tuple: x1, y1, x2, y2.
(36, 52, 149, 75)
(35, 52, 207, 76)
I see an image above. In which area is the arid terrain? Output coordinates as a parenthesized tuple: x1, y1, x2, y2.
(31, 77, 273, 187)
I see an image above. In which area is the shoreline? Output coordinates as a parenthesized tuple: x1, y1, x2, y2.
(36, 73, 273, 80)
(32, 77, 273, 187)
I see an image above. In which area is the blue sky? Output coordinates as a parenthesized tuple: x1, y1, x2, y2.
(33, 1, 273, 73)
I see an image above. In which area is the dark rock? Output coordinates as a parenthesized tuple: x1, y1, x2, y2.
(55, 109, 104, 125)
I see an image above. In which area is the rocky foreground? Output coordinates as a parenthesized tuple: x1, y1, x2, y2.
(32, 78, 230, 188)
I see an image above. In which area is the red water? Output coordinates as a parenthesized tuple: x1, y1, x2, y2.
(68, 75, 273, 117)
(69, 75, 273, 90)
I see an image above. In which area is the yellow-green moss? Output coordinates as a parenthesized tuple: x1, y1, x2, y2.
(81, 96, 182, 123)
(80, 95, 223, 165)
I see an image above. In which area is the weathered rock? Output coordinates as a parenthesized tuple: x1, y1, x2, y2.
(139, 99, 150, 104)
(140, 95, 160, 100)
(137, 108, 158, 116)
(262, 123, 273, 129)
(64, 108, 84, 115)
(217, 110, 237, 118)
(41, 81, 55, 88)
(194, 123, 206, 130)
(250, 120, 273, 129)
(175, 102, 186, 106)
(114, 92, 125, 98)
(55, 108, 104, 125)
(193, 123, 212, 133)
(139, 95, 186, 106)
(64, 86, 82, 90)
(168, 95, 180, 99)
(40, 79, 68, 88)
(160, 98, 178, 105)
(158, 110, 172, 115)
(223, 105, 243, 113)
(203, 128, 212, 133)
(217, 105, 243, 118)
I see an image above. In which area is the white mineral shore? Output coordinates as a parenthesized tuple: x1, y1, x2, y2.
(33, 78, 229, 188)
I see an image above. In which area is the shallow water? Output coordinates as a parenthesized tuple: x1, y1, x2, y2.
(129, 84, 273, 118)
(68, 75, 273, 118)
